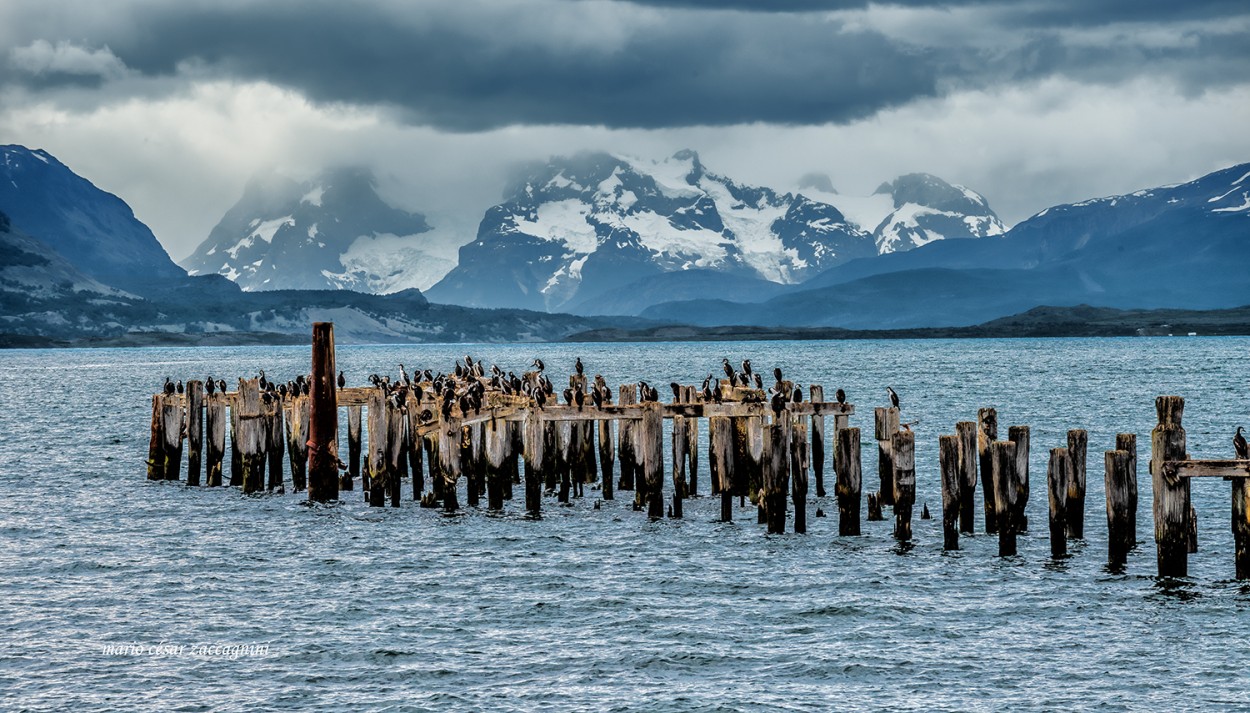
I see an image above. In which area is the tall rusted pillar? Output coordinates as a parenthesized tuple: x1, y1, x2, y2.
(308, 322, 339, 502)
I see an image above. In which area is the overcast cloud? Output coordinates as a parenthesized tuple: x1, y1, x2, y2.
(1, 0, 1247, 260)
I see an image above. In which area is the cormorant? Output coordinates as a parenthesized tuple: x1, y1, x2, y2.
(574, 389, 585, 411)
(163, 377, 175, 395)
(1236, 426, 1249, 460)
(836, 388, 846, 405)
(671, 382, 682, 402)
(563, 387, 574, 405)
(533, 358, 545, 372)
(205, 378, 216, 396)
(534, 389, 547, 409)
(399, 364, 409, 386)
(770, 389, 787, 418)
(337, 371, 346, 389)
(792, 384, 803, 403)
(217, 379, 227, 394)
(258, 370, 267, 391)
(591, 387, 604, 410)
(773, 367, 783, 384)
(753, 373, 763, 389)
(722, 358, 735, 383)
(176, 380, 184, 395)
(575, 357, 584, 376)
(741, 359, 753, 378)
(886, 386, 900, 410)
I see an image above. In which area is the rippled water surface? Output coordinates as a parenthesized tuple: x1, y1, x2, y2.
(3, 337, 1250, 711)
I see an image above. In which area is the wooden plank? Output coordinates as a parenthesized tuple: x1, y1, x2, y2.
(1162, 460, 1250, 479)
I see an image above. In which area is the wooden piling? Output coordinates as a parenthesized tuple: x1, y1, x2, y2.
(892, 430, 916, 541)
(671, 410, 688, 518)
(1066, 429, 1088, 538)
(205, 392, 225, 487)
(956, 421, 977, 534)
(617, 385, 637, 492)
(597, 416, 614, 500)
(1047, 448, 1069, 558)
(939, 434, 960, 550)
(523, 409, 544, 518)
(978, 408, 998, 533)
(147, 394, 164, 481)
(764, 417, 791, 534)
(186, 381, 203, 486)
(265, 396, 284, 492)
(486, 418, 508, 511)
(1105, 449, 1134, 567)
(791, 415, 809, 534)
(990, 440, 1018, 556)
(642, 403, 665, 519)
(285, 395, 309, 492)
(1008, 425, 1029, 532)
(1234, 477, 1250, 580)
(867, 492, 884, 521)
(366, 390, 387, 507)
(1151, 395, 1189, 577)
(875, 407, 899, 506)
(307, 321, 339, 503)
(710, 415, 734, 522)
(834, 427, 862, 535)
(685, 387, 699, 496)
(386, 400, 405, 507)
(229, 395, 241, 487)
(236, 378, 263, 494)
(1116, 433, 1137, 544)
(439, 415, 462, 513)
(346, 405, 361, 493)
(810, 385, 827, 497)
(406, 406, 424, 498)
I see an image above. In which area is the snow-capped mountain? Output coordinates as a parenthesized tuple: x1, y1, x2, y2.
(182, 167, 454, 293)
(800, 172, 1005, 254)
(426, 150, 878, 312)
(0, 144, 186, 294)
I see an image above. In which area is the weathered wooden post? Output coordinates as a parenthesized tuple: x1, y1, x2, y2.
(229, 392, 241, 487)
(618, 385, 637, 492)
(486, 418, 508, 511)
(685, 386, 699, 496)
(1008, 425, 1029, 531)
(406, 406, 424, 498)
(978, 408, 998, 533)
(237, 378, 263, 494)
(892, 430, 916, 541)
(991, 440, 1018, 556)
(186, 380, 203, 486)
(834, 427, 862, 535)
(1151, 395, 1189, 577)
(205, 392, 225, 487)
(285, 395, 309, 492)
(366, 390, 387, 507)
(147, 394, 164, 481)
(439, 416, 462, 513)
(307, 322, 339, 503)
(524, 409, 544, 518)
(764, 417, 791, 534)
(1105, 449, 1134, 567)
(642, 402, 665, 519)
(1067, 429, 1088, 538)
(671, 399, 688, 518)
(265, 396, 285, 492)
(867, 492, 884, 521)
(939, 434, 960, 550)
(598, 411, 615, 500)
(386, 401, 405, 507)
(710, 415, 734, 522)
(1234, 477, 1250, 580)
(956, 421, 977, 534)
(791, 414, 809, 534)
(160, 392, 185, 483)
(346, 405, 361, 493)
(1047, 448, 1069, 558)
(1116, 433, 1137, 543)
(810, 385, 826, 497)
(875, 406, 899, 507)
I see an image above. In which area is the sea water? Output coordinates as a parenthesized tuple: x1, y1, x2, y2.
(2, 338, 1249, 711)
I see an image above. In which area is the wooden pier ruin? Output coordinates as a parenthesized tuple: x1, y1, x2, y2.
(144, 323, 1250, 580)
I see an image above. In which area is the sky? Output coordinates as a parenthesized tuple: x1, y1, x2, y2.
(2, 0, 1248, 262)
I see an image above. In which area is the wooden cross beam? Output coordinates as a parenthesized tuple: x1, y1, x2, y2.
(1162, 460, 1250, 479)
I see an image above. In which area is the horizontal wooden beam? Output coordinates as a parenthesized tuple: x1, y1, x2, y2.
(1163, 459, 1250, 479)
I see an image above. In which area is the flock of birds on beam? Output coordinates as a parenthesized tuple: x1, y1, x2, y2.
(161, 357, 874, 423)
(160, 364, 1250, 456)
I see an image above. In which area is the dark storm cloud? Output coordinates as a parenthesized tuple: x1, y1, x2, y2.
(2, 0, 1247, 130)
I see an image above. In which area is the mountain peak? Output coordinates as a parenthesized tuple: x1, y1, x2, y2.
(799, 172, 838, 195)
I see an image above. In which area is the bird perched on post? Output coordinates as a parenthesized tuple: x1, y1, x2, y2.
(722, 358, 736, 386)
(205, 377, 216, 396)
(1236, 426, 1249, 460)
(575, 357, 584, 376)
(886, 386, 900, 410)
(337, 371, 346, 389)
(835, 388, 846, 405)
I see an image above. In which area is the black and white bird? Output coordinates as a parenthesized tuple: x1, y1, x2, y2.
(886, 386, 900, 410)
(258, 370, 268, 391)
(176, 380, 184, 395)
(835, 388, 846, 405)
(205, 377, 216, 396)
(533, 358, 545, 373)
(1236, 426, 1249, 460)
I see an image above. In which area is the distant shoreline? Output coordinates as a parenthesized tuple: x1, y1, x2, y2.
(4, 304, 1249, 349)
